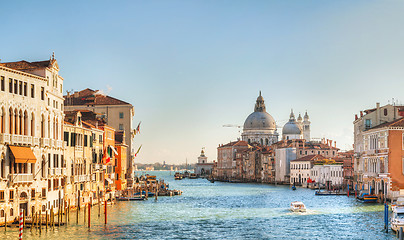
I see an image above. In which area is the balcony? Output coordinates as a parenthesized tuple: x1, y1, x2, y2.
(92, 164, 101, 171)
(73, 175, 90, 183)
(33, 137, 39, 146)
(40, 138, 50, 147)
(0, 133, 10, 144)
(8, 173, 33, 184)
(57, 140, 63, 149)
(75, 146, 83, 152)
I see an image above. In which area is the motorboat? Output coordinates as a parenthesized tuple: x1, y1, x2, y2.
(189, 173, 198, 179)
(391, 205, 404, 232)
(357, 191, 378, 203)
(117, 196, 146, 201)
(290, 201, 306, 212)
(174, 172, 183, 180)
(292, 186, 296, 190)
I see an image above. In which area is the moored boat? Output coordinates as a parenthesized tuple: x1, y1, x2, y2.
(357, 191, 378, 203)
(391, 205, 404, 232)
(117, 196, 146, 201)
(290, 201, 306, 212)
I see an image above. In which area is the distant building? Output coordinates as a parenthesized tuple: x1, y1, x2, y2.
(311, 164, 344, 189)
(194, 149, 214, 176)
(241, 92, 278, 146)
(275, 148, 296, 184)
(64, 88, 135, 180)
(290, 155, 325, 186)
(282, 110, 311, 141)
(215, 140, 249, 180)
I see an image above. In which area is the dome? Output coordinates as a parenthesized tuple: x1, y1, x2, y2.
(282, 121, 302, 135)
(243, 111, 276, 130)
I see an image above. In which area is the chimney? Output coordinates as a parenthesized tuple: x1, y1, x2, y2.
(376, 102, 380, 109)
(355, 114, 358, 120)
(334, 141, 337, 148)
(360, 111, 363, 117)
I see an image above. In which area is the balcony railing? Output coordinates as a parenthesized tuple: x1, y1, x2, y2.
(33, 137, 39, 146)
(75, 146, 83, 152)
(8, 173, 33, 184)
(73, 175, 90, 183)
(40, 138, 50, 147)
(0, 133, 10, 144)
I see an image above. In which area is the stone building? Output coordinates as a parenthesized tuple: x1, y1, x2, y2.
(0, 55, 65, 222)
(115, 131, 128, 190)
(215, 140, 249, 181)
(290, 155, 325, 186)
(241, 92, 278, 146)
(282, 110, 311, 141)
(64, 88, 135, 181)
(63, 110, 105, 208)
(194, 149, 214, 177)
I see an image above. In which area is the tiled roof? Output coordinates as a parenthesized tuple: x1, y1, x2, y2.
(291, 155, 325, 162)
(64, 88, 131, 106)
(367, 117, 404, 131)
(220, 140, 249, 148)
(0, 60, 53, 70)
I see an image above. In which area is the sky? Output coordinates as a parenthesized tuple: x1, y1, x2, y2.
(2, 0, 404, 164)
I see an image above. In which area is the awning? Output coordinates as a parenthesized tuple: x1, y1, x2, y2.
(9, 146, 37, 163)
(109, 145, 118, 155)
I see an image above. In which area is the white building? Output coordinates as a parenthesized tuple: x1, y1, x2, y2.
(241, 92, 278, 146)
(282, 110, 310, 141)
(311, 164, 344, 188)
(275, 147, 296, 183)
(194, 149, 214, 176)
(290, 155, 323, 186)
(0, 54, 65, 222)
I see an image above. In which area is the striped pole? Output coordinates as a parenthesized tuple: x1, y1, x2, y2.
(19, 209, 23, 240)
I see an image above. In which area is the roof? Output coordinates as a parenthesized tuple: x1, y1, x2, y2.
(64, 88, 131, 106)
(0, 60, 53, 71)
(367, 117, 404, 131)
(291, 155, 325, 162)
(219, 140, 249, 148)
(271, 139, 339, 151)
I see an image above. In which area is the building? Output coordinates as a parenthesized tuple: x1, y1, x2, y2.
(274, 148, 296, 184)
(63, 110, 105, 208)
(64, 88, 135, 180)
(282, 110, 311, 141)
(0, 55, 65, 222)
(215, 140, 249, 181)
(241, 92, 278, 146)
(100, 125, 116, 194)
(115, 131, 128, 190)
(311, 162, 344, 189)
(290, 155, 325, 186)
(354, 103, 404, 200)
(194, 149, 214, 177)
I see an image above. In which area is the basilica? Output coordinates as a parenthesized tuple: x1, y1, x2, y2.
(241, 92, 311, 145)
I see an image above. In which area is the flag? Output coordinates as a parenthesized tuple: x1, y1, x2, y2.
(134, 145, 142, 157)
(102, 147, 111, 164)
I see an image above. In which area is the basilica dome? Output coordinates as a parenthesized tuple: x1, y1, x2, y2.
(243, 111, 276, 130)
(282, 121, 302, 135)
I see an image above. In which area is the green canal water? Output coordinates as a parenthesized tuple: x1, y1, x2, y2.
(1, 171, 396, 239)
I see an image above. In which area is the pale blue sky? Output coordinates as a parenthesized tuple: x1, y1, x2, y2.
(2, 1, 404, 164)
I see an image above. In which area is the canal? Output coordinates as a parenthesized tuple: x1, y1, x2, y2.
(1, 171, 396, 239)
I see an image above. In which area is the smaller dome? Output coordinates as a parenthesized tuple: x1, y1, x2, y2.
(297, 113, 302, 122)
(283, 122, 302, 135)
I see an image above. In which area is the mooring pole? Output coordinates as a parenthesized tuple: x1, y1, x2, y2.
(88, 203, 91, 229)
(104, 200, 107, 225)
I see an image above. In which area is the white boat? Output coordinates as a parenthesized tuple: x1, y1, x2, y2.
(391, 205, 404, 232)
(290, 201, 306, 212)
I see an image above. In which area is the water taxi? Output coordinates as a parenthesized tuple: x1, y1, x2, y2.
(391, 205, 404, 232)
(290, 201, 306, 212)
(174, 172, 183, 180)
(357, 191, 378, 203)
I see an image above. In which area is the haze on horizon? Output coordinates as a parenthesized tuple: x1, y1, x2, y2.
(1, 0, 404, 164)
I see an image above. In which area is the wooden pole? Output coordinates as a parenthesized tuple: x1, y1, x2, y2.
(76, 204, 79, 224)
(39, 211, 42, 234)
(98, 193, 101, 218)
(65, 206, 67, 225)
(52, 207, 55, 230)
(104, 200, 107, 225)
(46, 210, 48, 230)
(88, 203, 91, 229)
(84, 203, 86, 224)
(4, 212, 6, 231)
(23, 209, 25, 228)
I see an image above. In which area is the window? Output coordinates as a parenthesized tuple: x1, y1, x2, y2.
(119, 112, 124, 119)
(31, 189, 35, 199)
(42, 188, 46, 199)
(99, 135, 103, 143)
(64, 132, 69, 143)
(90, 135, 93, 147)
(31, 84, 35, 98)
(10, 208, 13, 217)
(365, 119, 372, 130)
(9, 190, 14, 201)
(19, 81, 22, 95)
(0, 76, 4, 91)
(48, 179, 51, 191)
(23, 82, 27, 96)
(384, 109, 388, 116)
(41, 87, 44, 100)
(0, 190, 4, 201)
(48, 154, 51, 168)
(84, 135, 88, 147)
(119, 124, 124, 130)
(9, 78, 12, 93)
(14, 80, 17, 94)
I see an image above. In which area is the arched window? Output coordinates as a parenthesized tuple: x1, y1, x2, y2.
(41, 115, 45, 138)
(10, 208, 13, 216)
(0, 107, 4, 133)
(31, 113, 35, 137)
(41, 156, 46, 178)
(9, 108, 13, 134)
(23, 111, 28, 136)
(18, 110, 22, 135)
(14, 109, 18, 134)
(384, 109, 388, 116)
(0, 156, 4, 178)
(0, 209, 4, 217)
